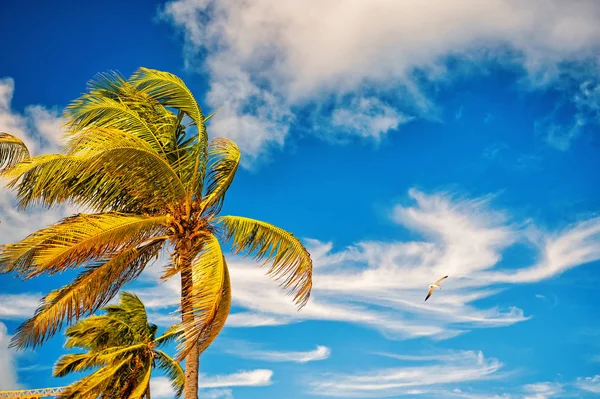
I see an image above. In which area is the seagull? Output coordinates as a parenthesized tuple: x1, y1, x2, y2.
(424, 276, 448, 302)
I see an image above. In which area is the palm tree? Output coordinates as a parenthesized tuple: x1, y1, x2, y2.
(0, 68, 313, 399)
(54, 291, 183, 399)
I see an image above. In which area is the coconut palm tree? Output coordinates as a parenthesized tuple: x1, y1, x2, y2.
(54, 292, 183, 399)
(0, 68, 312, 399)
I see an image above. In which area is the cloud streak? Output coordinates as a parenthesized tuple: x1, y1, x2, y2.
(137, 188, 600, 343)
(308, 350, 503, 397)
(222, 342, 331, 363)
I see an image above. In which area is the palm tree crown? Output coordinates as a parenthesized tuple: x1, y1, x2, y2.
(54, 291, 183, 399)
(0, 68, 313, 398)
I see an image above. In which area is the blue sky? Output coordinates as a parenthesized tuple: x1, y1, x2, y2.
(1, 0, 600, 398)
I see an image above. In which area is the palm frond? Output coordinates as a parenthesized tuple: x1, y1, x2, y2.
(2, 154, 84, 209)
(10, 239, 164, 349)
(216, 216, 313, 308)
(0, 213, 167, 277)
(56, 358, 130, 399)
(64, 88, 169, 158)
(128, 363, 153, 399)
(130, 67, 208, 195)
(0, 132, 30, 172)
(197, 258, 231, 355)
(155, 349, 185, 398)
(178, 234, 227, 360)
(201, 138, 240, 216)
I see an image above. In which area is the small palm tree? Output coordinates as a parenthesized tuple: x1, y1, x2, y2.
(54, 292, 183, 399)
(0, 68, 312, 398)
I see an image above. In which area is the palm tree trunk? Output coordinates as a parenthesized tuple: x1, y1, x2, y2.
(145, 384, 151, 399)
(180, 253, 200, 399)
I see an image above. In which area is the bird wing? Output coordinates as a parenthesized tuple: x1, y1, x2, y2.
(435, 275, 448, 285)
(424, 286, 434, 302)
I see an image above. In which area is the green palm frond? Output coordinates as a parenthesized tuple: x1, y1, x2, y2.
(55, 292, 181, 399)
(201, 138, 240, 216)
(10, 240, 164, 349)
(0, 132, 30, 172)
(0, 213, 167, 277)
(155, 350, 185, 398)
(178, 234, 227, 360)
(216, 215, 313, 308)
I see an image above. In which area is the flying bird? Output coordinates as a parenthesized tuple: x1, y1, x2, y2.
(424, 276, 448, 302)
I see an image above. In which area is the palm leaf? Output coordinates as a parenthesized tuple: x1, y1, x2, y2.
(0, 213, 167, 277)
(216, 216, 313, 308)
(10, 239, 164, 349)
(197, 258, 231, 355)
(64, 89, 169, 158)
(201, 138, 240, 216)
(178, 234, 226, 360)
(0, 132, 30, 172)
(130, 67, 208, 195)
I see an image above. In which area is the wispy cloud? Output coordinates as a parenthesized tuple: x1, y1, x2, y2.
(222, 341, 331, 363)
(522, 382, 563, 399)
(161, 0, 600, 163)
(151, 369, 273, 399)
(308, 350, 503, 397)
(575, 375, 600, 394)
(139, 188, 600, 342)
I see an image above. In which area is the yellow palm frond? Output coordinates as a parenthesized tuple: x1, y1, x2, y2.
(130, 67, 208, 194)
(65, 127, 188, 207)
(0, 132, 30, 172)
(201, 138, 240, 216)
(0, 213, 167, 277)
(128, 363, 153, 399)
(130, 67, 206, 129)
(57, 358, 130, 399)
(2, 154, 84, 209)
(64, 90, 170, 158)
(216, 216, 313, 308)
(197, 258, 231, 355)
(178, 234, 227, 360)
(10, 239, 164, 349)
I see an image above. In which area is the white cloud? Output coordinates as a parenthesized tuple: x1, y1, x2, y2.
(161, 0, 600, 161)
(0, 294, 41, 320)
(223, 342, 330, 363)
(151, 369, 273, 399)
(0, 77, 77, 245)
(0, 322, 22, 390)
(308, 350, 502, 397)
(330, 97, 412, 141)
(139, 188, 600, 341)
(522, 382, 563, 399)
(576, 375, 600, 394)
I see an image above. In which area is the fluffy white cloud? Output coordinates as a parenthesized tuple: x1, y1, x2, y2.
(161, 0, 600, 160)
(0, 322, 22, 390)
(151, 369, 273, 399)
(0, 77, 77, 245)
(138, 188, 600, 341)
(308, 350, 502, 397)
(0, 293, 41, 320)
(222, 342, 331, 363)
